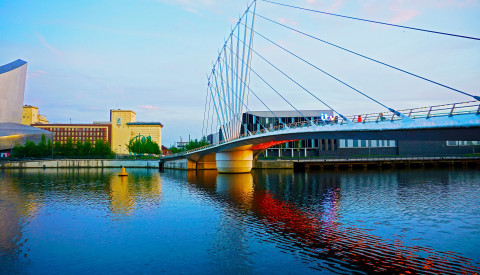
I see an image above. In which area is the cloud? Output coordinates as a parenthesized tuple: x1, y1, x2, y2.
(305, 0, 346, 12)
(432, 0, 478, 8)
(278, 17, 299, 26)
(34, 33, 62, 56)
(140, 105, 160, 110)
(389, 8, 420, 24)
(155, 0, 217, 13)
(30, 70, 47, 78)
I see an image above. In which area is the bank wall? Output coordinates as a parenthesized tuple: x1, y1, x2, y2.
(0, 159, 159, 169)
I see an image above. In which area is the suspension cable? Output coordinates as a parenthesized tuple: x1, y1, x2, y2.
(228, 43, 314, 125)
(233, 33, 350, 122)
(219, 56, 275, 132)
(260, 0, 480, 41)
(255, 13, 480, 101)
(241, 22, 408, 118)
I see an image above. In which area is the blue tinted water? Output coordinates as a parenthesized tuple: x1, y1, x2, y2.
(0, 168, 479, 274)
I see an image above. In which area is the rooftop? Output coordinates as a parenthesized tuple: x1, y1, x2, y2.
(246, 110, 333, 118)
(0, 59, 27, 75)
(127, 122, 163, 126)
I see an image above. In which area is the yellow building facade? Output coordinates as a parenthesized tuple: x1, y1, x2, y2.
(110, 110, 162, 154)
(21, 105, 49, 125)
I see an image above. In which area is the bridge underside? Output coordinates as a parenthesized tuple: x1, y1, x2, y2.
(162, 115, 480, 173)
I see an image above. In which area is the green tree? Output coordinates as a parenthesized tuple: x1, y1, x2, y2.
(127, 136, 161, 155)
(11, 144, 25, 158)
(82, 139, 93, 156)
(75, 140, 83, 156)
(47, 138, 53, 157)
(37, 134, 48, 156)
(183, 137, 209, 151)
(54, 141, 63, 156)
(25, 141, 39, 157)
(63, 138, 75, 157)
(93, 139, 113, 158)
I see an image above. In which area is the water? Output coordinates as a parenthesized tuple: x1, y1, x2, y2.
(1, 168, 479, 274)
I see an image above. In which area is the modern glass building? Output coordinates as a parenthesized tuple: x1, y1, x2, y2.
(0, 60, 52, 153)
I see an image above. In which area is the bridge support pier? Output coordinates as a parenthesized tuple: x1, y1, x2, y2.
(216, 150, 253, 173)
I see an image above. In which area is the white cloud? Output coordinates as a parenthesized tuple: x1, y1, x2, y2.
(140, 105, 161, 110)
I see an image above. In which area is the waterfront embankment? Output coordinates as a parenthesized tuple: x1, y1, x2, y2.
(3, 156, 480, 170)
(258, 156, 480, 170)
(0, 159, 159, 169)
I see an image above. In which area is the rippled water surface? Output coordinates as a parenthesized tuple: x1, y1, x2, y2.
(1, 168, 479, 274)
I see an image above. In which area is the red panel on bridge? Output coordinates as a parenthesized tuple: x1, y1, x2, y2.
(250, 140, 297, 150)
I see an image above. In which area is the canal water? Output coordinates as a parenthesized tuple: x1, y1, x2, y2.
(0, 168, 479, 274)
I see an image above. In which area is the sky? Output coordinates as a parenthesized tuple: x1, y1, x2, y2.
(1, 0, 479, 146)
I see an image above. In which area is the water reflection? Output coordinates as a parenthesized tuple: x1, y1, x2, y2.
(0, 168, 162, 272)
(178, 169, 480, 274)
(0, 168, 479, 274)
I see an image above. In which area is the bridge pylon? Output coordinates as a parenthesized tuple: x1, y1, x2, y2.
(216, 150, 253, 173)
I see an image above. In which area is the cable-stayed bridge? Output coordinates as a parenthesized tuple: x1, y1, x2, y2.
(162, 0, 480, 173)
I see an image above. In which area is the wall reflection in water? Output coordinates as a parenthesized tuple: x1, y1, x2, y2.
(179, 169, 480, 274)
(0, 168, 162, 273)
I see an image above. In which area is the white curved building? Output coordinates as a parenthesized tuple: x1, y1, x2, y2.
(0, 59, 28, 123)
(0, 60, 51, 152)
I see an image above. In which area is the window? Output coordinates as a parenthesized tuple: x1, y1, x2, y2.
(339, 139, 397, 148)
(447, 141, 480, 146)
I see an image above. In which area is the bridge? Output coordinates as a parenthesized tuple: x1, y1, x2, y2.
(162, 0, 480, 173)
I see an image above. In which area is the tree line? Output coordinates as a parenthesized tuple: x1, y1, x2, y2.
(10, 135, 114, 158)
(169, 137, 209, 154)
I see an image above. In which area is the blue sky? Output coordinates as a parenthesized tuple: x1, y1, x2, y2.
(1, 0, 479, 146)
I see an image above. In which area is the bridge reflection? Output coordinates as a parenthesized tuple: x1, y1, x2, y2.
(178, 169, 480, 274)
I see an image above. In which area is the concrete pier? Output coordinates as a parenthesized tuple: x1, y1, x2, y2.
(216, 150, 253, 173)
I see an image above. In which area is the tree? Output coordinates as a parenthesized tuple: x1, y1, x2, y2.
(54, 141, 63, 156)
(63, 138, 75, 157)
(47, 138, 53, 157)
(38, 134, 48, 156)
(75, 140, 83, 156)
(127, 136, 161, 155)
(93, 139, 114, 158)
(82, 139, 93, 156)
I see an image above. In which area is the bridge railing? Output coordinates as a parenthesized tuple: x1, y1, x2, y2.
(165, 101, 479, 158)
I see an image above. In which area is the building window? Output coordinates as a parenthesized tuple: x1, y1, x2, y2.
(447, 141, 480, 146)
(339, 139, 397, 148)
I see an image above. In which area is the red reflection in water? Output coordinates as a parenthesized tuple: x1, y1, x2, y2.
(253, 191, 480, 274)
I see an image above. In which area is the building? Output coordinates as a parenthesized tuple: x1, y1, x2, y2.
(33, 124, 112, 147)
(0, 60, 52, 155)
(0, 60, 27, 123)
(208, 109, 480, 158)
(240, 110, 343, 157)
(21, 105, 49, 125)
(110, 110, 163, 154)
(29, 109, 162, 155)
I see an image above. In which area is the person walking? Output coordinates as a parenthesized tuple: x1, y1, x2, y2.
(357, 115, 362, 123)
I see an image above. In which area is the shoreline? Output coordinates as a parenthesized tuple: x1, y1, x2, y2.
(2, 156, 479, 170)
(0, 159, 160, 169)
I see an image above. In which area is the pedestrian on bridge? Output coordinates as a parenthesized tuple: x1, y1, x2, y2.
(357, 115, 362, 123)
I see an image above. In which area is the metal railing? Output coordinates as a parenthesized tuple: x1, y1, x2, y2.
(164, 101, 480, 158)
